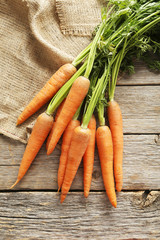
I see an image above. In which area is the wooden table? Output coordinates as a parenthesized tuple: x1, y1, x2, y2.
(0, 62, 160, 239)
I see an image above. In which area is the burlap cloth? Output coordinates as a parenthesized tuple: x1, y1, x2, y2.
(0, 0, 102, 143)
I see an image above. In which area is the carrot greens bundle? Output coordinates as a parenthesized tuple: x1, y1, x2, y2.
(11, 0, 160, 207)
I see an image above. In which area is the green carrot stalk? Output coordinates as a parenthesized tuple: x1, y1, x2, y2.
(72, 42, 92, 67)
(82, 65, 109, 129)
(84, 5, 115, 79)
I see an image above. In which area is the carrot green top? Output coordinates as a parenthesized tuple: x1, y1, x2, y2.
(46, 0, 160, 123)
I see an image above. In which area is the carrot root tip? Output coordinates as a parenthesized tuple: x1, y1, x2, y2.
(113, 203, 117, 208)
(84, 191, 89, 198)
(116, 185, 122, 192)
(60, 194, 66, 203)
(111, 197, 117, 208)
(46, 148, 52, 155)
(10, 179, 19, 189)
(16, 120, 20, 126)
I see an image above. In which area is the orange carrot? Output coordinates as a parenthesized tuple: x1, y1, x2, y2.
(61, 126, 91, 203)
(58, 119, 80, 191)
(96, 126, 117, 208)
(17, 64, 76, 125)
(11, 112, 53, 188)
(47, 76, 90, 155)
(108, 100, 123, 192)
(83, 115, 96, 198)
(46, 99, 65, 150)
(46, 122, 55, 151)
(55, 99, 66, 122)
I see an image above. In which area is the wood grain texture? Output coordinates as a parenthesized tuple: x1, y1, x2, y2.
(114, 86, 160, 133)
(0, 134, 159, 190)
(0, 191, 159, 239)
(118, 61, 160, 85)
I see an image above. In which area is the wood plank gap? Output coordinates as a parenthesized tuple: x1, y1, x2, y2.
(1, 189, 160, 193)
(0, 215, 42, 220)
(124, 133, 160, 135)
(117, 84, 160, 87)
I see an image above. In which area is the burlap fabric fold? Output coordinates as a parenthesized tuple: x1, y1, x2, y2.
(0, 0, 101, 143)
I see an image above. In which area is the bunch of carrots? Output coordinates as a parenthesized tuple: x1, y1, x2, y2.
(11, 0, 160, 208)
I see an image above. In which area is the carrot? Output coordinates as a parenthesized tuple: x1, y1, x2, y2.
(54, 99, 66, 122)
(46, 122, 55, 151)
(17, 64, 76, 125)
(58, 119, 80, 191)
(83, 115, 96, 198)
(108, 100, 123, 192)
(46, 99, 65, 150)
(61, 126, 91, 203)
(11, 112, 53, 188)
(47, 76, 90, 155)
(96, 126, 117, 208)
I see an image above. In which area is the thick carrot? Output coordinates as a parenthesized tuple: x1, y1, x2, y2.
(83, 115, 96, 198)
(47, 76, 90, 155)
(108, 100, 123, 192)
(46, 99, 65, 150)
(96, 126, 117, 208)
(58, 119, 80, 191)
(17, 64, 76, 125)
(61, 126, 91, 203)
(11, 112, 53, 188)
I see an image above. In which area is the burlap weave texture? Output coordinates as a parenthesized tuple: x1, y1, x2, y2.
(0, 0, 101, 143)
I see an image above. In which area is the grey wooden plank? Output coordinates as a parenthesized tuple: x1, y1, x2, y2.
(0, 86, 159, 147)
(118, 61, 160, 85)
(114, 86, 160, 133)
(0, 133, 159, 190)
(0, 191, 159, 240)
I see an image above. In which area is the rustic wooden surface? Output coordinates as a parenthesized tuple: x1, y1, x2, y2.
(0, 134, 160, 190)
(0, 63, 160, 239)
(0, 192, 160, 239)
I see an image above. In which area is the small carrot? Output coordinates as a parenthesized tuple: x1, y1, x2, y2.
(46, 122, 55, 151)
(61, 126, 91, 203)
(58, 119, 80, 191)
(96, 126, 117, 208)
(54, 99, 66, 122)
(108, 100, 123, 192)
(47, 76, 90, 155)
(83, 115, 96, 198)
(46, 99, 65, 150)
(17, 64, 76, 125)
(11, 112, 53, 188)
